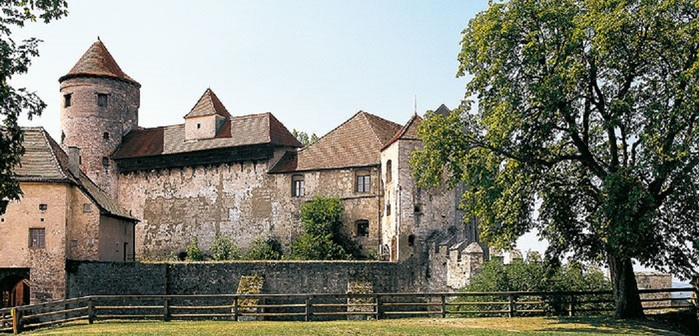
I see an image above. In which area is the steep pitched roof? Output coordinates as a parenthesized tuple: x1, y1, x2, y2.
(17, 128, 137, 221)
(59, 39, 140, 87)
(434, 104, 451, 116)
(113, 112, 302, 159)
(381, 113, 423, 150)
(184, 88, 232, 118)
(269, 111, 402, 173)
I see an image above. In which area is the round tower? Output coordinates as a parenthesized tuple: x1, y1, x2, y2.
(59, 39, 140, 198)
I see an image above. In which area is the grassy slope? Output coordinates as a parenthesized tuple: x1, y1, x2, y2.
(23, 317, 687, 336)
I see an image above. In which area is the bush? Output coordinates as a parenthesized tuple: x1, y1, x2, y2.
(210, 233, 240, 261)
(185, 237, 203, 261)
(244, 237, 283, 260)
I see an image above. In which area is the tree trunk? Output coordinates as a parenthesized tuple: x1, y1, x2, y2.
(608, 254, 645, 319)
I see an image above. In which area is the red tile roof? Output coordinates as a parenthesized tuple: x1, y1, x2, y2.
(184, 88, 232, 118)
(113, 112, 302, 159)
(269, 111, 402, 173)
(59, 39, 140, 87)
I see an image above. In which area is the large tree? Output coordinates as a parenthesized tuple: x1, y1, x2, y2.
(0, 0, 67, 213)
(411, 0, 698, 319)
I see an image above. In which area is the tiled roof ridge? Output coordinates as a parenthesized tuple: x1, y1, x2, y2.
(359, 111, 402, 147)
(185, 88, 231, 119)
(37, 127, 73, 182)
(296, 110, 365, 154)
(381, 113, 423, 151)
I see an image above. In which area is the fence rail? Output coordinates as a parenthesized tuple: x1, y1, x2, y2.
(0, 287, 696, 334)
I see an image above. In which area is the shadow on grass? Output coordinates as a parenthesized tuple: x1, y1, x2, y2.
(536, 316, 691, 336)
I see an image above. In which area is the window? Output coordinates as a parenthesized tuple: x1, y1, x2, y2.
(408, 234, 415, 247)
(29, 228, 45, 248)
(292, 175, 305, 197)
(38, 204, 47, 211)
(356, 172, 370, 193)
(102, 157, 109, 168)
(83, 203, 92, 213)
(356, 220, 369, 237)
(61, 131, 65, 144)
(70, 240, 78, 248)
(63, 94, 71, 107)
(386, 160, 392, 183)
(197, 123, 201, 129)
(103, 132, 109, 141)
(97, 93, 108, 107)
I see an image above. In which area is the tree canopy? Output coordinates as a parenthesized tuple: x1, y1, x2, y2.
(292, 129, 318, 147)
(411, 0, 698, 319)
(0, 0, 68, 213)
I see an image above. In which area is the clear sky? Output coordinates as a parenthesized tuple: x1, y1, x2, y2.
(13, 0, 489, 140)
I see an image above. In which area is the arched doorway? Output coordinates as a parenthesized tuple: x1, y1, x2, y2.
(1, 274, 30, 308)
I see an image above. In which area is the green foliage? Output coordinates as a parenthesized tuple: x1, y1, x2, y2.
(210, 233, 240, 261)
(411, 0, 699, 317)
(185, 237, 203, 261)
(290, 196, 361, 260)
(244, 237, 283, 260)
(292, 129, 318, 146)
(0, 1, 68, 214)
(456, 254, 612, 316)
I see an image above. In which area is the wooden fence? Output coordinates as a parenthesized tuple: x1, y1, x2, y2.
(0, 287, 696, 334)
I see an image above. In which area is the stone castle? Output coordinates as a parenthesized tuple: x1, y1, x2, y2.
(1, 39, 484, 306)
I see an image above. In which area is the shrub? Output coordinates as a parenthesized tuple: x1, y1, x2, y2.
(185, 237, 203, 261)
(210, 233, 240, 261)
(244, 237, 283, 260)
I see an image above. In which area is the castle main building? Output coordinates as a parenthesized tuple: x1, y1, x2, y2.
(1, 40, 482, 305)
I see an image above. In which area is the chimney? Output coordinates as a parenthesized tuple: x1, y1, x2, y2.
(67, 146, 81, 176)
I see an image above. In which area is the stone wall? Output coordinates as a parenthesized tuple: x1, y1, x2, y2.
(66, 260, 423, 298)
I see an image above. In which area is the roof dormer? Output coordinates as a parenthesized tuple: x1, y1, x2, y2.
(184, 88, 231, 141)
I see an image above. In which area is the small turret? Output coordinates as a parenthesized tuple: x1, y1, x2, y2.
(59, 39, 140, 198)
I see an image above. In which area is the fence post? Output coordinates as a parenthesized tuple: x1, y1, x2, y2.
(508, 295, 515, 318)
(568, 294, 575, 317)
(304, 296, 312, 322)
(441, 295, 447, 318)
(11, 308, 21, 334)
(87, 298, 95, 324)
(163, 298, 170, 322)
(233, 297, 239, 321)
(375, 295, 382, 320)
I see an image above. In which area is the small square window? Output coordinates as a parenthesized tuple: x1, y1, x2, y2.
(39, 204, 47, 211)
(83, 203, 92, 213)
(102, 157, 109, 168)
(64, 94, 72, 108)
(70, 240, 78, 248)
(356, 220, 369, 237)
(103, 132, 109, 141)
(29, 228, 45, 248)
(97, 93, 108, 107)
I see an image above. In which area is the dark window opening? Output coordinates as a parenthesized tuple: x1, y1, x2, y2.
(29, 228, 45, 248)
(414, 204, 422, 213)
(70, 240, 78, 247)
(292, 175, 305, 197)
(63, 94, 71, 108)
(356, 173, 370, 193)
(197, 123, 201, 129)
(356, 220, 370, 237)
(386, 203, 391, 216)
(38, 204, 47, 211)
(97, 93, 108, 107)
(103, 132, 109, 141)
(61, 131, 65, 144)
(386, 160, 392, 183)
(408, 234, 415, 247)
(102, 157, 109, 168)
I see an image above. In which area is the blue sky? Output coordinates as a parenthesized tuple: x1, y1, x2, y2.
(14, 0, 489, 140)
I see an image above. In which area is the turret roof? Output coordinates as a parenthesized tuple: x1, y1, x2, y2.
(185, 88, 231, 119)
(59, 39, 140, 87)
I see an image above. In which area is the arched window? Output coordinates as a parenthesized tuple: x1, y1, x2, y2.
(386, 160, 392, 183)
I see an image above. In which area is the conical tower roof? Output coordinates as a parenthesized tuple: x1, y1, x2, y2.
(184, 88, 231, 118)
(59, 38, 139, 87)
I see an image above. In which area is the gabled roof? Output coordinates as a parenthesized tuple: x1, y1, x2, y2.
(17, 128, 137, 222)
(381, 113, 423, 150)
(113, 112, 302, 159)
(434, 104, 451, 116)
(269, 111, 402, 173)
(59, 39, 140, 87)
(184, 88, 231, 119)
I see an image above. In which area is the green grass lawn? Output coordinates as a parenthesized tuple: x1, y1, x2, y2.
(22, 316, 688, 336)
